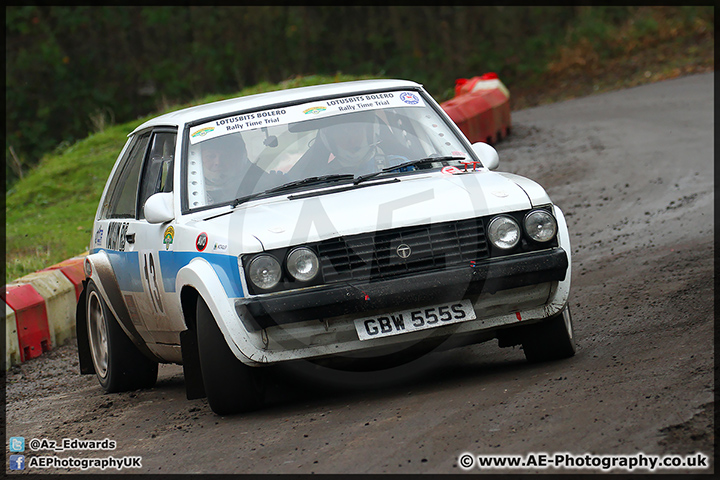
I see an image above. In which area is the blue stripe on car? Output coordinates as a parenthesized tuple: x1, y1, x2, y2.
(158, 251, 244, 297)
(93, 249, 244, 298)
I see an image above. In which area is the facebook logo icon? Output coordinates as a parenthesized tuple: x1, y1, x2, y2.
(9, 455, 25, 470)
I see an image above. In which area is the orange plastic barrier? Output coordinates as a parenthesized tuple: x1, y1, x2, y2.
(3, 284, 52, 362)
(441, 72, 511, 145)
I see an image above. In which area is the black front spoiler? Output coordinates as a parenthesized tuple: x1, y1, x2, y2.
(236, 248, 568, 331)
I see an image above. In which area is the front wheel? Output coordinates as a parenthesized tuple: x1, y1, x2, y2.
(86, 281, 158, 392)
(196, 297, 264, 415)
(521, 306, 576, 363)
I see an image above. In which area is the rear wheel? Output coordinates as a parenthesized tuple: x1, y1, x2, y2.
(521, 306, 576, 363)
(86, 281, 158, 392)
(196, 297, 264, 415)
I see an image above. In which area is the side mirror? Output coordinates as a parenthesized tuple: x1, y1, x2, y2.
(144, 192, 174, 224)
(471, 142, 499, 170)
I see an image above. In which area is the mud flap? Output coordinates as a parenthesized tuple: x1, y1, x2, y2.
(75, 280, 95, 375)
(180, 329, 206, 400)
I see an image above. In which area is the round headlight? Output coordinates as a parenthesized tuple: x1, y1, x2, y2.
(286, 247, 319, 282)
(248, 255, 282, 290)
(488, 216, 521, 249)
(525, 210, 557, 242)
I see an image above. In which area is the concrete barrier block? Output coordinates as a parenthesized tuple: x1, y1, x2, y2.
(16, 269, 76, 348)
(4, 299, 21, 370)
(43, 258, 86, 301)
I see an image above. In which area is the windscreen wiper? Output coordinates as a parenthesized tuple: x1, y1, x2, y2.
(231, 174, 354, 208)
(353, 155, 466, 185)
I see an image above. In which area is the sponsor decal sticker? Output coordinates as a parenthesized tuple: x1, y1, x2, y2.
(196, 232, 208, 252)
(163, 226, 175, 251)
(191, 127, 215, 138)
(399, 92, 420, 105)
(441, 166, 462, 175)
(213, 242, 228, 252)
(303, 106, 327, 115)
(94, 227, 104, 246)
(106, 222, 129, 251)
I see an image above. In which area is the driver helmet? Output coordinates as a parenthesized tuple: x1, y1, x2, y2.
(197, 134, 248, 189)
(318, 111, 379, 168)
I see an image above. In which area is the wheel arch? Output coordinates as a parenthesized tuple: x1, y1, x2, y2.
(175, 258, 260, 365)
(83, 251, 162, 362)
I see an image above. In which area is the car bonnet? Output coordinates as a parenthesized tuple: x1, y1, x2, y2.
(205, 170, 536, 252)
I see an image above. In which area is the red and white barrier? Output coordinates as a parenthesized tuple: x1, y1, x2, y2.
(3, 254, 86, 370)
(441, 72, 512, 145)
(2, 283, 52, 365)
(3, 298, 21, 368)
(42, 258, 86, 302)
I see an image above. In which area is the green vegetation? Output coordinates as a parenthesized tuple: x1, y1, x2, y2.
(6, 6, 713, 185)
(5, 6, 714, 282)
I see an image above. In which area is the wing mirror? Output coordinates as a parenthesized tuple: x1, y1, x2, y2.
(471, 142, 499, 170)
(144, 192, 174, 224)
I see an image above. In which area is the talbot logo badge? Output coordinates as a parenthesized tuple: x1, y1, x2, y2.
(396, 244, 412, 259)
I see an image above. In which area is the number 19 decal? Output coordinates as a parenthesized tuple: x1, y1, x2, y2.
(143, 252, 164, 313)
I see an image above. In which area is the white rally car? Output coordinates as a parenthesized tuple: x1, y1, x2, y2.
(77, 79, 575, 415)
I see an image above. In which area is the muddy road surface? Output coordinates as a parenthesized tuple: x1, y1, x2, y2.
(5, 72, 714, 475)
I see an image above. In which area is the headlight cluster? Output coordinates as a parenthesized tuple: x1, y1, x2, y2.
(286, 247, 320, 282)
(524, 210, 557, 242)
(247, 255, 283, 290)
(487, 209, 558, 251)
(244, 247, 320, 291)
(487, 216, 521, 249)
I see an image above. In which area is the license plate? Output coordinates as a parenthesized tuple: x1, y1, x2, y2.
(354, 300, 476, 341)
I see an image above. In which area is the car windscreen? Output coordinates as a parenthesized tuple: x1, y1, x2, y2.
(184, 90, 471, 210)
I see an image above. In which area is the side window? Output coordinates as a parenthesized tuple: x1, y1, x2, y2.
(138, 131, 177, 219)
(101, 133, 151, 219)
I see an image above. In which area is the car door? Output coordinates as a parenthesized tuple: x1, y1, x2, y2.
(97, 130, 155, 345)
(132, 129, 184, 348)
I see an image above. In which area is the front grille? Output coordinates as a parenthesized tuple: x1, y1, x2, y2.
(316, 217, 489, 284)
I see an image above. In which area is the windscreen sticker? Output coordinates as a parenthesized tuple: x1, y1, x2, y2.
(189, 91, 426, 144)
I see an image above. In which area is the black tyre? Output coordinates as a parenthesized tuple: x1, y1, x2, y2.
(196, 296, 264, 415)
(521, 306, 576, 363)
(86, 281, 158, 392)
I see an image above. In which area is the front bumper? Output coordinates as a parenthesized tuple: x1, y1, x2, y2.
(236, 248, 568, 331)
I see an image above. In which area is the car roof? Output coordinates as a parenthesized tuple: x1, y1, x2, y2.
(130, 79, 423, 135)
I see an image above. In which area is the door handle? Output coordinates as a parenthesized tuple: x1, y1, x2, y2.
(125, 233, 136, 244)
